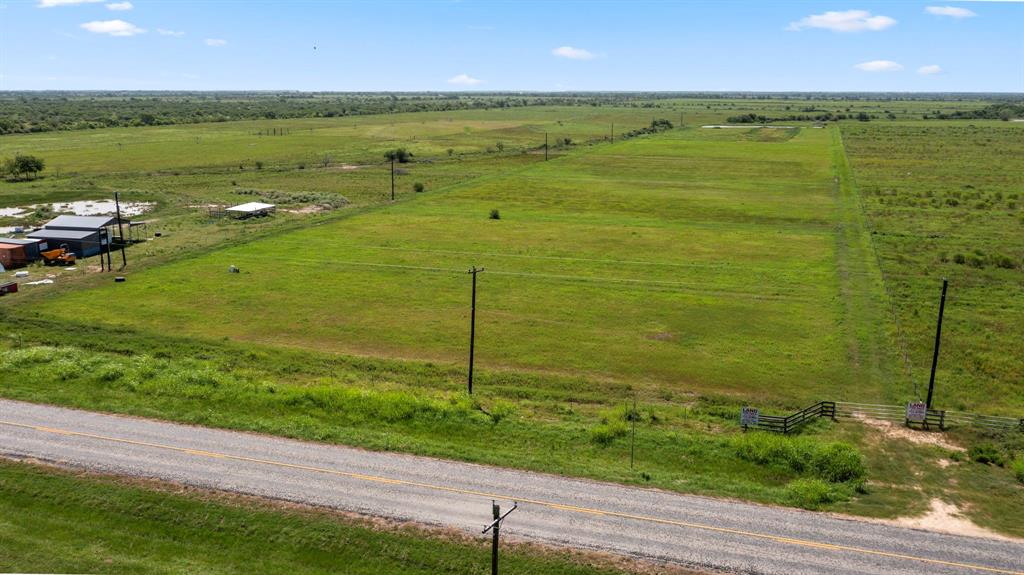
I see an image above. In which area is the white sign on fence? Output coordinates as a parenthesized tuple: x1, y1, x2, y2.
(740, 407, 760, 427)
(906, 401, 927, 423)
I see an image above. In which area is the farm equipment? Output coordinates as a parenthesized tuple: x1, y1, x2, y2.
(40, 244, 76, 266)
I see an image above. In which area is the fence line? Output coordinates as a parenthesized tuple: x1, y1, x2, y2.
(746, 401, 1023, 434)
(835, 402, 1022, 432)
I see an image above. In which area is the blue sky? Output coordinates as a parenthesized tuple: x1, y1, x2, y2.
(1, 0, 1021, 92)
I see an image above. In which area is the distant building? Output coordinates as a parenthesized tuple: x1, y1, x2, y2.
(27, 215, 115, 258)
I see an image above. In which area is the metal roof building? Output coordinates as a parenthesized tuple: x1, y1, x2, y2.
(43, 215, 117, 230)
(26, 215, 113, 258)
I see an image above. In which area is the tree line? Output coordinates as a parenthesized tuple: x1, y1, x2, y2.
(0, 93, 660, 135)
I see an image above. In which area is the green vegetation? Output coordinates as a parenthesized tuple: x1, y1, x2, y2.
(924, 101, 1024, 121)
(0, 343, 873, 509)
(841, 123, 1024, 413)
(0, 460, 639, 575)
(21, 127, 883, 405)
(2, 154, 44, 180)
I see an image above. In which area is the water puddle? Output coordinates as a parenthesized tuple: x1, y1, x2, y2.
(0, 199, 155, 219)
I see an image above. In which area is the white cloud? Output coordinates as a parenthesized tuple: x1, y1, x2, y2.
(854, 60, 904, 72)
(157, 28, 185, 37)
(106, 1, 133, 10)
(448, 73, 484, 86)
(204, 38, 227, 47)
(925, 6, 977, 17)
(918, 64, 944, 75)
(552, 46, 596, 60)
(787, 10, 896, 32)
(38, 0, 102, 7)
(80, 19, 145, 36)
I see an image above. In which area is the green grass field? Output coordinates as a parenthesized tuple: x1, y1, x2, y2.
(25, 126, 893, 405)
(841, 122, 1024, 414)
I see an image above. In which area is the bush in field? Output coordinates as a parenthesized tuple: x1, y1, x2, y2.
(732, 433, 866, 484)
(3, 154, 45, 180)
(384, 148, 413, 163)
(486, 400, 517, 425)
(489, 209, 500, 220)
(786, 478, 836, 509)
(969, 443, 1006, 466)
(590, 421, 628, 446)
(1012, 458, 1024, 484)
(810, 443, 866, 483)
(413, 182, 425, 193)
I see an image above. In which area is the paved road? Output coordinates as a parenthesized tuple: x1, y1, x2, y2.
(1, 399, 1021, 575)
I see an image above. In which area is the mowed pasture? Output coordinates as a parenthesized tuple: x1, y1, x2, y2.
(38, 126, 890, 404)
(0, 106, 663, 214)
(841, 123, 1024, 414)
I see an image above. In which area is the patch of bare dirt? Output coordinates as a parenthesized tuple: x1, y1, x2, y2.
(325, 164, 368, 172)
(853, 414, 965, 451)
(886, 499, 1017, 542)
(646, 332, 674, 341)
(283, 205, 328, 215)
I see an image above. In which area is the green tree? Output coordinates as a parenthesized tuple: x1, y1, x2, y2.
(6, 155, 45, 180)
(384, 148, 413, 163)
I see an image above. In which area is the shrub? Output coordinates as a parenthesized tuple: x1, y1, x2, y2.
(489, 209, 500, 220)
(590, 421, 628, 446)
(953, 253, 966, 265)
(786, 478, 836, 509)
(994, 255, 1015, 269)
(732, 434, 865, 483)
(255, 161, 264, 170)
(1012, 458, 1024, 484)
(384, 148, 413, 163)
(487, 400, 517, 425)
(969, 443, 1005, 466)
(413, 182, 425, 193)
(809, 443, 866, 483)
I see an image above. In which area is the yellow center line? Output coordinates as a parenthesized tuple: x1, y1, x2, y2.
(3, 419, 1020, 575)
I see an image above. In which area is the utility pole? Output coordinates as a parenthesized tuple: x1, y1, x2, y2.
(390, 157, 395, 201)
(114, 192, 127, 269)
(544, 132, 548, 161)
(467, 266, 484, 394)
(925, 278, 948, 409)
(630, 395, 637, 469)
(482, 500, 518, 575)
